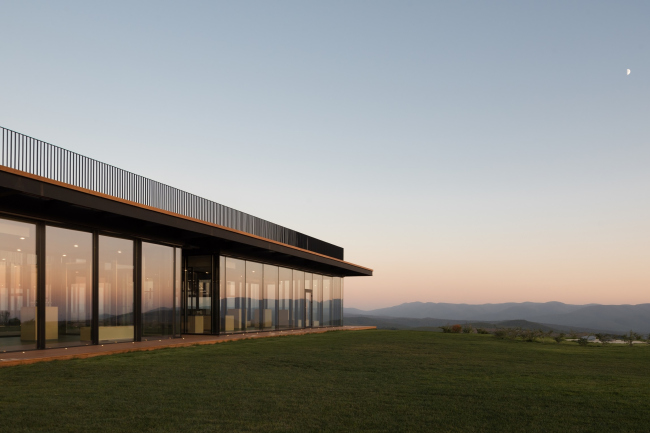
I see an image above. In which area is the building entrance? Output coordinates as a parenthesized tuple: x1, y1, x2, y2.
(184, 256, 213, 334)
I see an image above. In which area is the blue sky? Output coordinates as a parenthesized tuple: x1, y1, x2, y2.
(1, 1, 648, 308)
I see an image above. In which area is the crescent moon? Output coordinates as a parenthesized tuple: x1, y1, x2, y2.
(627, 69, 631, 75)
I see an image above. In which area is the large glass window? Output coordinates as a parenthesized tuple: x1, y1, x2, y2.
(221, 257, 244, 333)
(175, 248, 181, 337)
(45, 226, 92, 348)
(304, 273, 312, 292)
(0, 218, 37, 352)
(246, 261, 262, 332)
(142, 242, 174, 339)
(98, 236, 134, 342)
(262, 264, 278, 330)
(219, 255, 225, 331)
(293, 270, 304, 328)
(304, 273, 312, 327)
(333, 277, 341, 327)
(278, 267, 292, 329)
(216, 257, 344, 333)
(312, 274, 322, 327)
(322, 276, 332, 327)
(341, 278, 344, 326)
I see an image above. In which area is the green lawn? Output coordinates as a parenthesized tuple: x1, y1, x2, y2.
(1, 330, 649, 432)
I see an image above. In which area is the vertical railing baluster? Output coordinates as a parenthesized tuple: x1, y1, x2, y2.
(0, 126, 342, 256)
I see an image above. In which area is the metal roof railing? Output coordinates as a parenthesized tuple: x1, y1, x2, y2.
(0, 126, 343, 260)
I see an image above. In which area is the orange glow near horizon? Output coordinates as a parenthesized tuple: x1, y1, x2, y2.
(342, 231, 650, 310)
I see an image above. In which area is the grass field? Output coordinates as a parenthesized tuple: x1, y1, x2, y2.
(1, 330, 649, 432)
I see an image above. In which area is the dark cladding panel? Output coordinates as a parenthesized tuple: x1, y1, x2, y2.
(303, 236, 344, 261)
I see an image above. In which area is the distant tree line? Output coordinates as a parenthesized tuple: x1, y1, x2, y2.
(438, 323, 649, 346)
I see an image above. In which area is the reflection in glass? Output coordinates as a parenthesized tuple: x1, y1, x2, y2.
(142, 242, 174, 339)
(304, 273, 312, 292)
(312, 274, 322, 327)
(322, 276, 332, 327)
(221, 257, 244, 332)
(175, 248, 182, 337)
(304, 273, 312, 328)
(246, 261, 262, 332)
(98, 236, 134, 342)
(278, 267, 292, 329)
(0, 218, 37, 352)
(219, 255, 225, 331)
(45, 226, 92, 348)
(333, 277, 341, 326)
(293, 270, 304, 328)
(262, 264, 278, 330)
(305, 291, 312, 328)
(215, 257, 344, 333)
(341, 278, 344, 326)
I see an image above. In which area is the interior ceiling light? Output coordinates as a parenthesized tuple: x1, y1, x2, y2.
(117, 251, 122, 254)
(74, 245, 78, 248)
(16, 249, 21, 252)
(20, 237, 25, 240)
(62, 254, 67, 257)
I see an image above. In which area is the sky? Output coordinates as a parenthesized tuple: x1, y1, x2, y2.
(1, 1, 648, 309)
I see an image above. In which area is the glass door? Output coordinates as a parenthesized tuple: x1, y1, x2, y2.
(305, 290, 312, 328)
(184, 256, 212, 334)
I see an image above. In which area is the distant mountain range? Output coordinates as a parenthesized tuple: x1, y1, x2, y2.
(344, 302, 650, 334)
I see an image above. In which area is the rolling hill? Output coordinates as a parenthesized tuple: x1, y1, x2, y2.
(344, 302, 650, 334)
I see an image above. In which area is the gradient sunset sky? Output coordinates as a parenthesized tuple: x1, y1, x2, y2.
(1, 2, 648, 309)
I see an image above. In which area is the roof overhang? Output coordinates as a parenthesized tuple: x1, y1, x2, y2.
(0, 166, 373, 277)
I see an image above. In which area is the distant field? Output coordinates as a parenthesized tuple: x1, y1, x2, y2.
(344, 315, 615, 334)
(1, 331, 649, 432)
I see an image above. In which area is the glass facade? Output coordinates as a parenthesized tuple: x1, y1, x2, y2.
(98, 236, 134, 342)
(333, 277, 342, 326)
(312, 274, 322, 327)
(305, 291, 312, 327)
(142, 242, 175, 339)
(175, 248, 182, 337)
(322, 276, 332, 327)
(305, 273, 312, 327)
(45, 226, 93, 349)
(293, 270, 304, 329)
(278, 267, 292, 330)
(221, 257, 245, 333)
(216, 256, 342, 333)
(341, 278, 344, 326)
(0, 212, 346, 352)
(246, 261, 262, 332)
(0, 218, 37, 352)
(262, 264, 278, 330)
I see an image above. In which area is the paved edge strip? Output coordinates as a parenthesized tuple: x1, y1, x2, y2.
(0, 326, 377, 368)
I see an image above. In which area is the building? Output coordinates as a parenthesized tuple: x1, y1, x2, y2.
(0, 126, 372, 353)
